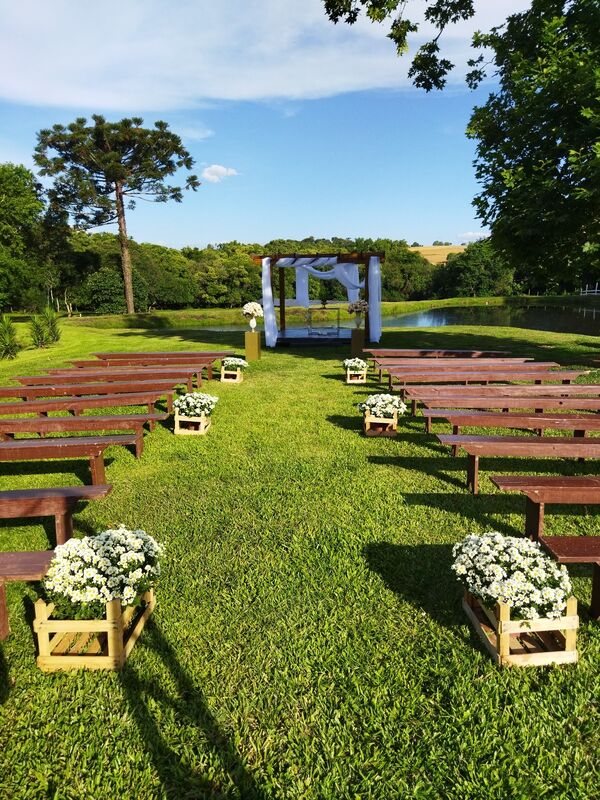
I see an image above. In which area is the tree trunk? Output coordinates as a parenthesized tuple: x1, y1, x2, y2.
(115, 182, 135, 314)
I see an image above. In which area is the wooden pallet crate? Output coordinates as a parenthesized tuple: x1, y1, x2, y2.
(346, 368, 367, 385)
(462, 590, 578, 667)
(363, 409, 398, 437)
(174, 411, 211, 435)
(33, 589, 155, 671)
(220, 366, 243, 383)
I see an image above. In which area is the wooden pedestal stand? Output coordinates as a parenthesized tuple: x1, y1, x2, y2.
(174, 411, 211, 435)
(351, 328, 365, 358)
(363, 410, 398, 437)
(462, 590, 578, 667)
(245, 331, 261, 361)
(34, 589, 155, 671)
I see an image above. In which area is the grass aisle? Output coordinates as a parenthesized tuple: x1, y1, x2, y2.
(0, 322, 599, 799)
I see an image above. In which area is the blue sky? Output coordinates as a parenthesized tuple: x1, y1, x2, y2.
(0, 0, 530, 249)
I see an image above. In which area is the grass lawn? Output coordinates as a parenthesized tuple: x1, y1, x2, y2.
(0, 321, 599, 799)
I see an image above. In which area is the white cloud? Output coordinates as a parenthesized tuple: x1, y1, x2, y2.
(201, 164, 239, 183)
(0, 1, 531, 111)
(459, 230, 489, 241)
(178, 125, 215, 141)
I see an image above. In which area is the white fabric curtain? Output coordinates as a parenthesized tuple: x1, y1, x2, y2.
(368, 256, 382, 342)
(261, 257, 279, 347)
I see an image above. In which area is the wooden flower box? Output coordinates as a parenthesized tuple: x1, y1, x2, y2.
(33, 589, 155, 672)
(221, 366, 243, 383)
(346, 368, 367, 384)
(174, 410, 211, 435)
(462, 590, 578, 668)
(363, 409, 398, 437)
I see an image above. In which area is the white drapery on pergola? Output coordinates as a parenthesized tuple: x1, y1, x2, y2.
(261, 255, 382, 347)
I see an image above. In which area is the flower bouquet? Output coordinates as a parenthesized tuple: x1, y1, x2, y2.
(452, 532, 578, 667)
(173, 392, 219, 435)
(242, 301, 264, 331)
(358, 393, 407, 436)
(347, 299, 369, 329)
(221, 357, 249, 383)
(33, 526, 162, 671)
(343, 357, 368, 384)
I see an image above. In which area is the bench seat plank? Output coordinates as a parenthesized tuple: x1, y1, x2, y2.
(0, 392, 168, 417)
(0, 550, 55, 639)
(421, 410, 600, 435)
(541, 537, 600, 618)
(16, 369, 200, 391)
(365, 349, 510, 357)
(422, 397, 600, 412)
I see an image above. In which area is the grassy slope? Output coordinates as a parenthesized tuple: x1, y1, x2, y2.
(0, 321, 599, 799)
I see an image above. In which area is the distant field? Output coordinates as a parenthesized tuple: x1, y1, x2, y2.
(409, 245, 466, 264)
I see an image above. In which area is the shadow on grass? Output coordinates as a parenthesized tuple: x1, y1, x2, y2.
(120, 620, 265, 799)
(0, 516, 58, 547)
(0, 645, 9, 704)
(326, 414, 362, 432)
(0, 458, 98, 484)
(364, 542, 460, 627)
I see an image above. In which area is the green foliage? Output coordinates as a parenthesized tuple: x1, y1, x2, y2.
(0, 314, 21, 358)
(34, 115, 200, 313)
(77, 266, 149, 314)
(28, 314, 51, 348)
(467, 0, 600, 292)
(41, 306, 61, 343)
(323, 1, 476, 90)
(433, 240, 515, 298)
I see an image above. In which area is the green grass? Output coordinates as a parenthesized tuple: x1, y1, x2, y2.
(0, 321, 599, 799)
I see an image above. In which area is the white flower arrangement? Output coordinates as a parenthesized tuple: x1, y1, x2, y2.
(347, 299, 369, 316)
(173, 392, 219, 418)
(242, 302, 264, 319)
(343, 358, 368, 371)
(43, 526, 162, 618)
(223, 357, 249, 371)
(358, 393, 407, 419)
(452, 532, 572, 620)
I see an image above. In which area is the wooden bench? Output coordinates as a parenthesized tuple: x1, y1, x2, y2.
(0, 550, 54, 639)
(490, 476, 600, 538)
(422, 410, 600, 437)
(372, 357, 536, 381)
(388, 369, 587, 392)
(94, 350, 229, 359)
(0, 435, 137, 484)
(92, 351, 231, 380)
(0, 391, 171, 418)
(0, 413, 166, 457)
(436, 434, 600, 494)
(421, 396, 600, 414)
(0, 484, 112, 545)
(0, 380, 177, 411)
(540, 537, 600, 618)
(364, 349, 511, 357)
(16, 367, 201, 392)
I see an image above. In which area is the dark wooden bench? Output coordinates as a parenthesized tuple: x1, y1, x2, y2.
(0, 413, 166, 457)
(388, 369, 587, 392)
(364, 349, 511, 357)
(422, 410, 600, 437)
(0, 484, 112, 544)
(92, 351, 231, 380)
(16, 368, 201, 392)
(0, 550, 54, 639)
(421, 396, 600, 414)
(0, 380, 177, 411)
(373, 357, 535, 381)
(436, 434, 600, 494)
(540, 537, 600, 618)
(0, 435, 137, 484)
(0, 391, 170, 418)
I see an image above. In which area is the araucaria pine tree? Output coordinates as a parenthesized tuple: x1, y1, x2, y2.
(34, 116, 200, 314)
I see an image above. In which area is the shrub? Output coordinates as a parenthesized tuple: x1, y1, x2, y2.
(41, 306, 61, 343)
(29, 314, 51, 348)
(0, 315, 21, 359)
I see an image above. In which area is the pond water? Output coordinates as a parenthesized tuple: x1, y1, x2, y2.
(206, 304, 600, 337)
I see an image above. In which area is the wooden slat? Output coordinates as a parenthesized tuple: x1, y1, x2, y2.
(0, 392, 166, 416)
(0, 550, 54, 581)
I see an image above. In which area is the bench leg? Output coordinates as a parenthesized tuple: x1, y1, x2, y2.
(89, 454, 106, 485)
(525, 498, 543, 540)
(135, 427, 144, 458)
(466, 454, 479, 495)
(55, 511, 73, 545)
(590, 564, 600, 619)
(147, 404, 156, 428)
(207, 364, 213, 381)
(452, 426, 460, 457)
(412, 399, 418, 417)
(166, 392, 173, 413)
(186, 377, 193, 393)
(0, 583, 9, 640)
(574, 429, 586, 463)
(424, 415, 431, 434)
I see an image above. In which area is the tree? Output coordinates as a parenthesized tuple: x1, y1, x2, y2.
(433, 239, 515, 297)
(34, 116, 199, 313)
(467, 0, 600, 292)
(323, 1, 477, 90)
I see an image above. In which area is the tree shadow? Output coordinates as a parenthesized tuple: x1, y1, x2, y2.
(120, 620, 266, 799)
(325, 415, 362, 432)
(364, 542, 460, 628)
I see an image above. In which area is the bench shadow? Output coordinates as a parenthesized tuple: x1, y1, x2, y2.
(0, 646, 8, 704)
(0, 459, 113, 484)
(364, 542, 460, 628)
(119, 619, 266, 799)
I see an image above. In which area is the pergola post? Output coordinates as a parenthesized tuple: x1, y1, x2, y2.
(278, 266, 286, 334)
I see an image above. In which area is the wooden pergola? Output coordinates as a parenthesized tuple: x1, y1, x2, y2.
(251, 253, 385, 342)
